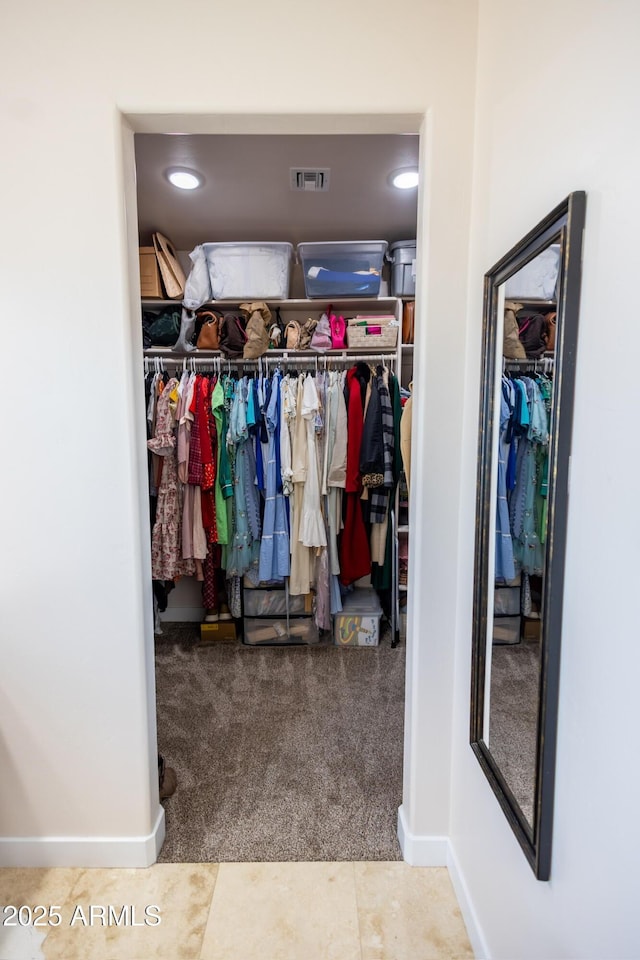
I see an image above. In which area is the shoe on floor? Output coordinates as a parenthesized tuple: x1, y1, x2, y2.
(158, 754, 177, 800)
(204, 609, 219, 622)
(159, 765, 177, 800)
(218, 603, 232, 621)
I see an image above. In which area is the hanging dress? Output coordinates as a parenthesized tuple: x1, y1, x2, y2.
(300, 373, 327, 548)
(258, 372, 291, 582)
(148, 378, 195, 581)
(289, 374, 313, 595)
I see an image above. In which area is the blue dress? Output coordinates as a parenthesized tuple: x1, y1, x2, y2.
(226, 378, 261, 580)
(258, 372, 291, 582)
(495, 378, 516, 582)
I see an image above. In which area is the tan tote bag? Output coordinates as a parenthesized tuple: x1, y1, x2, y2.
(152, 232, 186, 299)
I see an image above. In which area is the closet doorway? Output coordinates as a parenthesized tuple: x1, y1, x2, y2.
(133, 125, 420, 863)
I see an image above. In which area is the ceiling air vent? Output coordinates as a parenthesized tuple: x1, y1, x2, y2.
(290, 168, 330, 192)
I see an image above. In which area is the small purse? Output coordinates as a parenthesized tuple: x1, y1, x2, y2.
(329, 312, 346, 349)
(285, 320, 302, 350)
(196, 310, 222, 350)
(311, 312, 333, 351)
(544, 311, 557, 353)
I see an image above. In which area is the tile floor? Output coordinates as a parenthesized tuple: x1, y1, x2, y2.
(0, 861, 474, 960)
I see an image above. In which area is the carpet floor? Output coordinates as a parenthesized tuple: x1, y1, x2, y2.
(155, 623, 405, 863)
(489, 637, 541, 825)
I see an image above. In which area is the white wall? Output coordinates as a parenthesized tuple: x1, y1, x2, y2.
(0, 0, 477, 864)
(450, 1, 640, 957)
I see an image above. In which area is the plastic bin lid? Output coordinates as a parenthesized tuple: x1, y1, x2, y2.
(340, 588, 383, 615)
(389, 240, 417, 250)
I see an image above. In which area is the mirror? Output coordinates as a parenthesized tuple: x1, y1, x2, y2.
(470, 193, 586, 880)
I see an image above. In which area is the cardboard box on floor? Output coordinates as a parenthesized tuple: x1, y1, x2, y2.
(199, 622, 237, 644)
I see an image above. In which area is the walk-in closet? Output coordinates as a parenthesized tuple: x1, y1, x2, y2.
(135, 134, 418, 861)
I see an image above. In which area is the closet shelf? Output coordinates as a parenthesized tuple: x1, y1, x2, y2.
(142, 296, 401, 312)
(143, 347, 398, 358)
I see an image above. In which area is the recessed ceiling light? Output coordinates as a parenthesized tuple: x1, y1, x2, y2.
(390, 168, 419, 190)
(166, 167, 203, 190)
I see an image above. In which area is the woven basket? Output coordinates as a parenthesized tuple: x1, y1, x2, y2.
(346, 317, 398, 349)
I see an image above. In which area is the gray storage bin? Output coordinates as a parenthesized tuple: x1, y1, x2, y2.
(387, 240, 417, 296)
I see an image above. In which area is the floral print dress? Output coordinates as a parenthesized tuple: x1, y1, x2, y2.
(148, 378, 195, 581)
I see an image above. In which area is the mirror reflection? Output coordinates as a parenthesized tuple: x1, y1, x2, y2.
(471, 192, 585, 880)
(486, 248, 559, 828)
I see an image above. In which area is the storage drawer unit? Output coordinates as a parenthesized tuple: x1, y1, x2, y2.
(243, 616, 319, 646)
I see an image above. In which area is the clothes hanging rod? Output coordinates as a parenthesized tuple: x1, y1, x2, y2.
(144, 352, 396, 366)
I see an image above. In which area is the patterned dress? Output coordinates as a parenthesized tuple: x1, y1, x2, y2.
(148, 379, 195, 581)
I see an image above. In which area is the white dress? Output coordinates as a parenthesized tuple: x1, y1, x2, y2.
(300, 374, 327, 548)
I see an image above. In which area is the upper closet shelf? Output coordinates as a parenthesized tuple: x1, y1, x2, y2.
(141, 297, 401, 312)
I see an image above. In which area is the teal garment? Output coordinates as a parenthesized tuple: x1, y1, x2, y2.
(226, 378, 260, 580)
(511, 378, 547, 575)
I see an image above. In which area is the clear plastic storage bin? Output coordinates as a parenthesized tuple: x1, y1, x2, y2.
(493, 616, 521, 645)
(243, 617, 319, 645)
(334, 588, 383, 646)
(203, 241, 293, 300)
(297, 241, 388, 298)
(494, 586, 521, 616)
(243, 589, 309, 618)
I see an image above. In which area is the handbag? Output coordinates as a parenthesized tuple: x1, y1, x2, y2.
(152, 232, 186, 299)
(311, 312, 333, 351)
(504, 301, 526, 359)
(518, 312, 548, 358)
(196, 310, 222, 350)
(402, 301, 415, 345)
(219, 312, 248, 359)
(544, 311, 557, 353)
(146, 308, 181, 346)
(329, 312, 346, 349)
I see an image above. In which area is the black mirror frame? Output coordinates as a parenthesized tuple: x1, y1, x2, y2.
(470, 192, 586, 880)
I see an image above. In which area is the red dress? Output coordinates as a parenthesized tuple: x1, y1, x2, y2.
(339, 367, 371, 584)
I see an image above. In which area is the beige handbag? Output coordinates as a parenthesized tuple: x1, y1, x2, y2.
(152, 232, 186, 299)
(241, 301, 272, 359)
(503, 300, 527, 359)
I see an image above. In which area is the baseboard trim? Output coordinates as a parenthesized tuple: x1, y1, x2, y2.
(160, 606, 203, 622)
(0, 806, 165, 868)
(447, 840, 491, 960)
(396, 804, 448, 866)
(397, 807, 488, 959)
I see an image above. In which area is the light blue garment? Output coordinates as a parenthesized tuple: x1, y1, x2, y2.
(258, 373, 291, 582)
(226, 378, 260, 580)
(495, 380, 516, 582)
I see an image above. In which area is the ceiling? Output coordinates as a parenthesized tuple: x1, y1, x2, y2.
(135, 134, 419, 251)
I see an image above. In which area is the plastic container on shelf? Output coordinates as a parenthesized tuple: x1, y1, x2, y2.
(334, 588, 383, 647)
(387, 240, 417, 296)
(202, 241, 293, 300)
(297, 241, 388, 298)
(504, 243, 561, 300)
